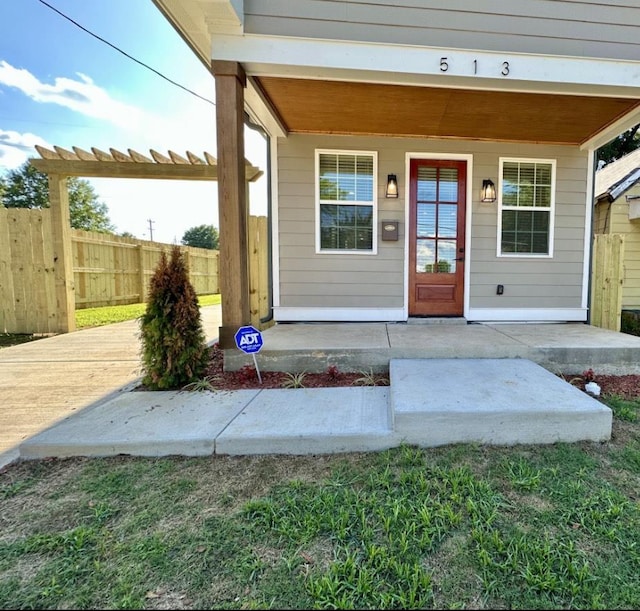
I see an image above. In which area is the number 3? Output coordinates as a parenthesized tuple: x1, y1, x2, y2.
(501, 61, 510, 76)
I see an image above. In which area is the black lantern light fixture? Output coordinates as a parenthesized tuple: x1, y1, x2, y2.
(481, 179, 496, 202)
(386, 174, 399, 198)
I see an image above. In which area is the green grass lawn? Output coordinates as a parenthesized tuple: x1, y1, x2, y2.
(1, 396, 638, 610)
(75, 294, 221, 329)
(0, 295, 221, 348)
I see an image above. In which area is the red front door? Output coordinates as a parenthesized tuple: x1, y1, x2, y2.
(409, 159, 466, 316)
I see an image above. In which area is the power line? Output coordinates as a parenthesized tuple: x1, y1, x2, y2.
(36, 0, 216, 107)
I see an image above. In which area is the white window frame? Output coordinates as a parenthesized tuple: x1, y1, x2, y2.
(315, 149, 378, 255)
(497, 157, 556, 258)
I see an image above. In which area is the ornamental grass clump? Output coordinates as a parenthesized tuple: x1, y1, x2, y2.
(140, 245, 209, 390)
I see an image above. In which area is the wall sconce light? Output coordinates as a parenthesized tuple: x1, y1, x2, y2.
(481, 179, 496, 202)
(386, 174, 399, 198)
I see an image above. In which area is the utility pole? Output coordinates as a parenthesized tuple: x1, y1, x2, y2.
(147, 218, 155, 241)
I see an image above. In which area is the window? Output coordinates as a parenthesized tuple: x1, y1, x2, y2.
(498, 158, 555, 257)
(316, 150, 377, 253)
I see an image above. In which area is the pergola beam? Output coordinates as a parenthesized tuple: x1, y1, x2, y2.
(28, 144, 262, 336)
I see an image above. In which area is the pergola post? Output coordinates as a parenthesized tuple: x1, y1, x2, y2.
(212, 60, 251, 348)
(48, 173, 76, 333)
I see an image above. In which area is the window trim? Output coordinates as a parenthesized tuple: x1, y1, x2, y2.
(497, 157, 556, 258)
(315, 148, 378, 255)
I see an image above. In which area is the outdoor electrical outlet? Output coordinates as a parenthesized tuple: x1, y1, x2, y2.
(497, 284, 504, 295)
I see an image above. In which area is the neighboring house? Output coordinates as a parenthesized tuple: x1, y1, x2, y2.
(152, 1, 640, 347)
(594, 148, 640, 311)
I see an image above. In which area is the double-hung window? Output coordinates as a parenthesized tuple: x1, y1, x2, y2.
(316, 150, 377, 254)
(498, 158, 555, 257)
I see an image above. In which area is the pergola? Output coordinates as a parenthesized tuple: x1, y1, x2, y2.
(29, 144, 262, 338)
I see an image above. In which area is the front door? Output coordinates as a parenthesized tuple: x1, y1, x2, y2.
(409, 159, 466, 316)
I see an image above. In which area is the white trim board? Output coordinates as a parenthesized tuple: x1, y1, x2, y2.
(467, 308, 587, 322)
(274, 307, 405, 322)
(270, 137, 281, 308)
(213, 33, 640, 97)
(404, 153, 474, 320)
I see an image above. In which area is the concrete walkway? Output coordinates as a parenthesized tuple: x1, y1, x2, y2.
(0, 305, 222, 469)
(1, 309, 630, 469)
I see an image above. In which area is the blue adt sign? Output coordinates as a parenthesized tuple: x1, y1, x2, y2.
(234, 325, 263, 354)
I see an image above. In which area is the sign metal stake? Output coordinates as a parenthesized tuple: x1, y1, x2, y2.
(252, 353, 262, 384)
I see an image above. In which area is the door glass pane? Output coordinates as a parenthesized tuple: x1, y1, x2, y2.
(417, 167, 437, 201)
(417, 203, 436, 237)
(439, 168, 458, 202)
(437, 240, 457, 273)
(416, 240, 435, 273)
(438, 204, 457, 238)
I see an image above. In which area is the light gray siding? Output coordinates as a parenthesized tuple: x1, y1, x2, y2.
(245, 0, 640, 61)
(276, 134, 589, 314)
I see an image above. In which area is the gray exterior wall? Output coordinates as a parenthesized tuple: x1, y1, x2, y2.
(276, 134, 589, 313)
(245, 0, 640, 61)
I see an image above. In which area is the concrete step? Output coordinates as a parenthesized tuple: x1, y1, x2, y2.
(390, 358, 612, 446)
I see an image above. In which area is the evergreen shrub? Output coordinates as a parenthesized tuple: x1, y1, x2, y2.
(140, 245, 209, 389)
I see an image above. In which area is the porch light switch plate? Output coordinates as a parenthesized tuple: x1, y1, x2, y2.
(381, 220, 399, 241)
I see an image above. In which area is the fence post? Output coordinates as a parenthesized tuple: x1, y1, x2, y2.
(137, 244, 147, 303)
(48, 173, 75, 332)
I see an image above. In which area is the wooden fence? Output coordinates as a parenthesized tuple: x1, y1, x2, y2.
(71, 230, 219, 309)
(591, 233, 625, 331)
(1, 207, 270, 334)
(0, 208, 58, 334)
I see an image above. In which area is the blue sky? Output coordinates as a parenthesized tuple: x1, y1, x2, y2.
(0, 0, 267, 244)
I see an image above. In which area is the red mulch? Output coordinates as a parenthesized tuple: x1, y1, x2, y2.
(566, 372, 640, 399)
(141, 344, 640, 397)
(202, 343, 389, 391)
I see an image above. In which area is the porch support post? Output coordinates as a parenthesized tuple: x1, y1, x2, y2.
(48, 173, 75, 333)
(212, 60, 251, 348)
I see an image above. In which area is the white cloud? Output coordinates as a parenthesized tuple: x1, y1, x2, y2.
(0, 61, 144, 129)
(0, 129, 51, 170)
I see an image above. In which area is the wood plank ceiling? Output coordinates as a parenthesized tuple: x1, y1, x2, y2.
(255, 77, 640, 146)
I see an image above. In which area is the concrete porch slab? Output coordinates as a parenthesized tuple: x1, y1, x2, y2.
(386, 323, 528, 358)
(19, 390, 258, 460)
(216, 387, 394, 455)
(486, 323, 640, 374)
(390, 358, 612, 447)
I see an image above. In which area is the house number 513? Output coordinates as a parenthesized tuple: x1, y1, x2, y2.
(440, 57, 510, 76)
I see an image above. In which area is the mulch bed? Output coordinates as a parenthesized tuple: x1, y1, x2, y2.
(202, 343, 389, 390)
(138, 344, 640, 397)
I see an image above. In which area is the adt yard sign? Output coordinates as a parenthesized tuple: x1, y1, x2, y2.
(234, 325, 263, 354)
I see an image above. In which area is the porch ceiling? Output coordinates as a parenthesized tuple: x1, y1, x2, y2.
(254, 77, 640, 146)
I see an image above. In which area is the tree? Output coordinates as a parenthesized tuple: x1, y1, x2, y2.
(0, 161, 115, 232)
(597, 124, 640, 165)
(181, 224, 219, 250)
(139, 245, 209, 390)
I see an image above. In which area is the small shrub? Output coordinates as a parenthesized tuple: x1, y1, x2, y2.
(354, 368, 389, 386)
(326, 364, 341, 380)
(282, 372, 307, 389)
(139, 246, 209, 390)
(182, 376, 219, 392)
